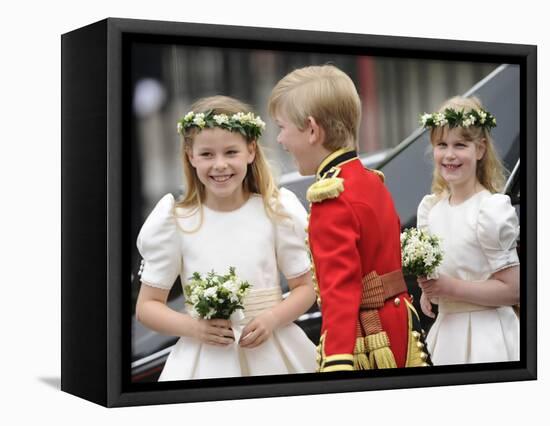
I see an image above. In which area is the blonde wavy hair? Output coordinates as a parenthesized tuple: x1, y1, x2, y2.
(429, 96, 507, 196)
(177, 96, 281, 231)
(268, 64, 361, 151)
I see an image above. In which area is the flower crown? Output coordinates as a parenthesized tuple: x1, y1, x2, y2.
(420, 107, 496, 130)
(177, 109, 266, 140)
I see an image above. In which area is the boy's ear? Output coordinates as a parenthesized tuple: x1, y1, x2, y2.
(305, 116, 325, 146)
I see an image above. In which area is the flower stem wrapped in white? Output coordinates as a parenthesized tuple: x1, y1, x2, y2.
(184, 267, 251, 320)
(401, 227, 443, 278)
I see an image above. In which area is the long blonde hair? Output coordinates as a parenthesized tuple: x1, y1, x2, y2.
(177, 96, 281, 230)
(268, 64, 361, 151)
(429, 96, 507, 196)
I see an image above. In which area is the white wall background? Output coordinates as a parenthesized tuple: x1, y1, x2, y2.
(1, 0, 546, 424)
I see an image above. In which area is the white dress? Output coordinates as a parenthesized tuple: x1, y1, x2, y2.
(137, 188, 317, 380)
(417, 190, 520, 365)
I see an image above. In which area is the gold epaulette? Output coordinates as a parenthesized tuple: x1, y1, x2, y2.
(306, 177, 344, 203)
(307, 167, 345, 203)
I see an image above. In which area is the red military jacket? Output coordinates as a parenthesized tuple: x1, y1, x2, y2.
(307, 148, 414, 372)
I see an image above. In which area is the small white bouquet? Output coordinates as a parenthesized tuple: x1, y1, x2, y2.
(184, 266, 250, 319)
(401, 227, 443, 278)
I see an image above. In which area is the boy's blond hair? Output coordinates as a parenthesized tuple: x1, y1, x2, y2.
(429, 96, 507, 195)
(268, 65, 361, 151)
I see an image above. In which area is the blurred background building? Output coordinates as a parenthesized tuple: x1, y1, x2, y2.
(130, 44, 497, 208)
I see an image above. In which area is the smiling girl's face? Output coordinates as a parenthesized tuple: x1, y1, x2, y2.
(187, 128, 256, 210)
(433, 127, 486, 192)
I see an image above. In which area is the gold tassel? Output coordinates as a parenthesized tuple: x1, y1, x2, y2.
(365, 332, 397, 369)
(306, 178, 344, 203)
(353, 337, 371, 370)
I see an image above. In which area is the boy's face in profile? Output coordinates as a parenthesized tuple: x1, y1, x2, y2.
(274, 113, 319, 176)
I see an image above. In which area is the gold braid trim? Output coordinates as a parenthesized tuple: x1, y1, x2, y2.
(306, 178, 344, 203)
(322, 364, 354, 372)
(368, 168, 385, 183)
(360, 271, 385, 309)
(316, 331, 355, 372)
(321, 354, 354, 372)
(365, 331, 397, 369)
(325, 354, 355, 363)
(404, 299, 431, 367)
(316, 331, 326, 372)
(359, 310, 383, 335)
(305, 232, 322, 308)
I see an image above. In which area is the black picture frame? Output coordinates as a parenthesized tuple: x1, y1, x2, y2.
(61, 17, 537, 407)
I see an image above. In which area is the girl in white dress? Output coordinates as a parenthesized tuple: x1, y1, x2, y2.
(136, 95, 317, 381)
(416, 96, 519, 366)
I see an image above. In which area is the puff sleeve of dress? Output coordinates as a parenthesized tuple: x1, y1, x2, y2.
(477, 193, 520, 273)
(416, 194, 439, 230)
(274, 188, 311, 279)
(136, 194, 182, 290)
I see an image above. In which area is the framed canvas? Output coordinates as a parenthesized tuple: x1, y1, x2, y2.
(61, 17, 537, 407)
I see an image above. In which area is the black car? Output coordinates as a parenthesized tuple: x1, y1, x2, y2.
(131, 64, 520, 382)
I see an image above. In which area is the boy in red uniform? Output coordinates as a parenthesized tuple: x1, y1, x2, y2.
(268, 65, 431, 372)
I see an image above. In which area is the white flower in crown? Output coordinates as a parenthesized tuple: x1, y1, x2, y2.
(213, 114, 229, 125)
(193, 113, 206, 128)
(246, 113, 258, 124)
(254, 116, 266, 129)
(232, 112, 246, 122)
(478, 109, 487, 124)
(462, 115, 476, 128)
(177, 122, 183, 134)
(184, 111, 194, 121)
(420, 113, 431, 126)
(433, 112, 447, 126)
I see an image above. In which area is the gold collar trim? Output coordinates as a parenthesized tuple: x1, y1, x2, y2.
(316, 148, 356, 179)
